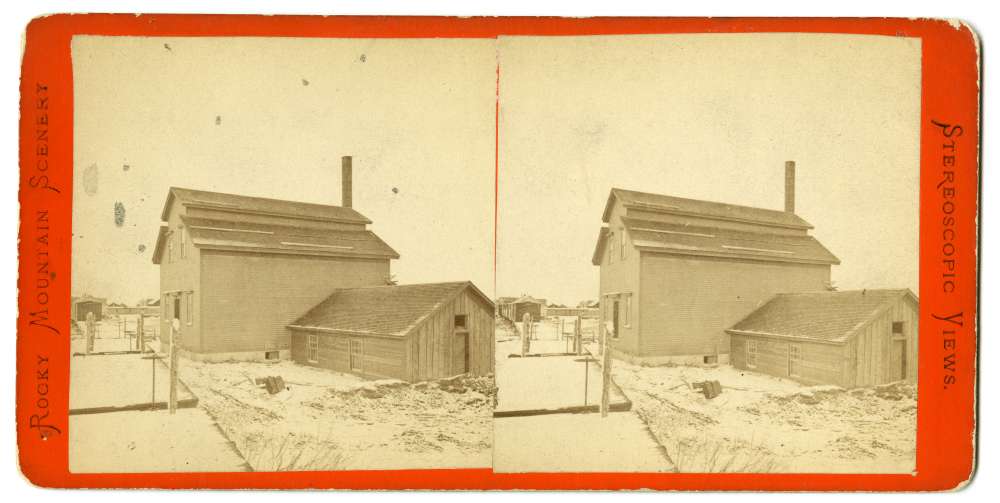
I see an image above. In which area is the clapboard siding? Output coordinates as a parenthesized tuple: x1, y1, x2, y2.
(290, 330, 408, 380)
(598, 203, 642, 355)
(639, 254, 830, 357)
(200, 250, 389, 355)
(159, 204, 202, 353)
(731, 333, 844, 385)
(732, 294, 918, 388)
(845, 296, 919, 387)
(411, 288, 494, 381)
(290, 285, 494, 382)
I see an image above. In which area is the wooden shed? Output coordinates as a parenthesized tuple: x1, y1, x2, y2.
(71, 295, 106, 321)
(727, 289, 918, 388)
(289, 281, 495, 382)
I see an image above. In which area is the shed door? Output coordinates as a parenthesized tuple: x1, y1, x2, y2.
(891, 339, 906, 381)
(453, 333, 469, 374)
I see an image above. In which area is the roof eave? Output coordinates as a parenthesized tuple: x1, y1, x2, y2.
(193, 243, 399, 260)
(633, 244, 839, 266)
(725, 328, 846, 345)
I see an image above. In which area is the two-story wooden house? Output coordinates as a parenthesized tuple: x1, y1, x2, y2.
(591, 162, 840, 364)
(152, 157, 399, 361)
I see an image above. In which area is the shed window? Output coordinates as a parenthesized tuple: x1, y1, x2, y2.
(454, 315, 468, 330)
(307, 334, 319, 363)
(746, 340, 758, 368)
(892, 321, 905, 336)
(185, 292, 193, 326)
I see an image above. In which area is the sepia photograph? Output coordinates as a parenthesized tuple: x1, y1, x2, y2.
(493, 33, 920, 473)
(68, 35, 497, 472)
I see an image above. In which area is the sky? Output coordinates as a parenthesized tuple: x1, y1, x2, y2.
(71, 36, 496, 304)
(496, 33, 921, 305)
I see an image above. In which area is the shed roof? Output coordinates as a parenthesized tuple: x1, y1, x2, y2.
(603, 216, 839, 265)
(603, 188, 813, 230)
(289, 281, 494, 338)
(162, 187, 372, 224)
(727, 289, 918, 344)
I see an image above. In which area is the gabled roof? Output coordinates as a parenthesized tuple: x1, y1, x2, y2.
(71, 295, 107, 305)
(512, 295, 545, 305)
(289, 281, 494, 338)
(591, 227, 610, 265)
(161, 187, 372, 224)
(727, 289, 918, 344)
(602, 188, 813, 230)
(614, 216, 839, 265)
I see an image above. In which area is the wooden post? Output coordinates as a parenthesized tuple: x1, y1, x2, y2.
(574, 316, 582, 355)
(521, 313, 531, 357)
(600, 322, 612, 417)
(137, 315, 145, 352)
(85, 312, 95, 355)
(169, 318, 180, 414)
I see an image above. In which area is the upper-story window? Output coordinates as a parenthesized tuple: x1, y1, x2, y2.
(620, 227, 627, 260)
(167, 235, 174, 263)
(180, 228, 187, 259)
(607, 233, 615, 264)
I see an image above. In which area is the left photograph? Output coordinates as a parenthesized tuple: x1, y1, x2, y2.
(69, 36, 497, 472)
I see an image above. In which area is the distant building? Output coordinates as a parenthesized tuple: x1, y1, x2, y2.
(592, 162, 840, 364)
(71, 295, 106, 322)
(497, 295, 546, 322)
(153, 157, 399, 361)
(289, 281, 494, 381)
(727, 289, 918, 387)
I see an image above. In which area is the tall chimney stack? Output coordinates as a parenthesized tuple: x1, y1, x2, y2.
(341, 156, 353, 208)
(784, 160, 795, 214)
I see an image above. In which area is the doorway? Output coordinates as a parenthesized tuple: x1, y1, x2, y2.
(349, 339, 363, 372)
(612, 300, 620, 339)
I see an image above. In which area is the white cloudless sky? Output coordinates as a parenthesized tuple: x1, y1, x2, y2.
(71, 36, 497, 303)
(497, 33, 921, 305)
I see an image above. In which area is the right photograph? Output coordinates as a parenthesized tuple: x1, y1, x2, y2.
(494, 33, 920, 473)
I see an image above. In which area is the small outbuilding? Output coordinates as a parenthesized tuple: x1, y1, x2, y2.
(498, 295, 546, 322)
(289, 281, 495, 382)
(727, 289, 918, 388)
(71, 295, 106, 322)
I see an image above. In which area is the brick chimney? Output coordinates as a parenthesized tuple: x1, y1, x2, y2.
(342, 156, 353, 208)
(784, 160, 795, 214)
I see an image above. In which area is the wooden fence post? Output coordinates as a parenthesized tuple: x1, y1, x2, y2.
(574, 316, 582, 355)
(521, 313, 531, 357)
(601, 322, 612, 417)
(85, 311, 95, 355)
(169, 318, 180, 414)
(137, 314, 145, 352)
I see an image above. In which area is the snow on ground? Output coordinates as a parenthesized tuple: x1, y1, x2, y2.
(612, 360, 917, 473)
(70, 408, 249, 473)
(494, 319, 672, 472)
(493, 412, 671, 472)
(495, 339, 626, 412)
(70, 353, 195, 411)
(70, 319, 144, 353)
(178, 358, 495, 471)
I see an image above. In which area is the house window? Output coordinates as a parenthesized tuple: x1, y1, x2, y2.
(620, 227, 627, 260)
(892, 321, 905, 336)
(307, 334, 319, 363)
(623, 294, 632, 327)
(454, 315, 468, 330)
(185, 292, 193, 326)
(180, 228, 187, 259)
(167, 236, 174, 263)
(746, 340, 758, 368)
(608, 233, 615, 264)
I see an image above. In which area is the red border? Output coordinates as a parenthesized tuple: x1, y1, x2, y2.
(17, 15, 980, 490)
